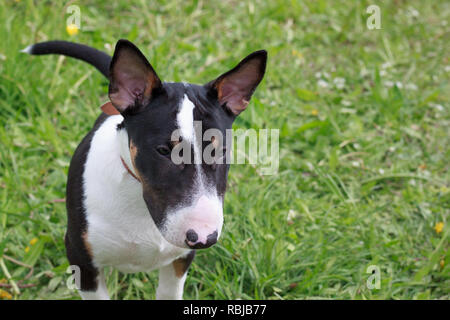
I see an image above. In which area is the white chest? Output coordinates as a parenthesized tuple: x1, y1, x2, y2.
(87, 210, 188, 273)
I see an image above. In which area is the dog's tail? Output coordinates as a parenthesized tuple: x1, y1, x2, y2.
(21, 41, 111, 78)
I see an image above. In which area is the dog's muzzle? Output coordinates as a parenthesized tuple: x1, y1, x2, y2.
(161, 195, 223, 249)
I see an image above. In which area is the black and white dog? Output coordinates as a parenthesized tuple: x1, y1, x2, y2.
(23, 40, 266, 300)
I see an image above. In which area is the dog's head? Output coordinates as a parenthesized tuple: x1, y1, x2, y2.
(108, 40, 266, 249)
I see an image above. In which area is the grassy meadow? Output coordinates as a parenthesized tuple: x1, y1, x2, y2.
(0, 0, 448, 299)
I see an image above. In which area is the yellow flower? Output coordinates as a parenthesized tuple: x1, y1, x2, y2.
(66, 24, 79, 36)
(25, 246, 30, 253)
(434, 222, 444, 234)
(0, 289, 12, 300)
(440, 260, 445, 268)
(311, 109, 319, 116)
(292, 49, 303, 59)
(29, 238, 38, 246)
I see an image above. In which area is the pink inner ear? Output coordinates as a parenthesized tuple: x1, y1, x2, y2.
(109, 45, 159, 112)
(220, 82, 239, 103)
(217, 61, 261, 115)
(110, 70, 145, 110)
(220, 82, 248, 113)
(117, 71, 147, 106)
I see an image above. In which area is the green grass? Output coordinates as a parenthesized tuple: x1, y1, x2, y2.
(0, 0, 449, 300)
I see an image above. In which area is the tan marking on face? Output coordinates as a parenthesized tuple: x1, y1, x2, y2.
(129, 140, 142, 182)
(129, 139, 152, 191)
(82, 231, 93, 258)
(171, 139, 181, 148)
(129, 140, 138, 166)
(212, 136, 219, 149)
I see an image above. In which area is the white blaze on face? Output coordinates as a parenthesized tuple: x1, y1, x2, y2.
(161, 94, 223, 248)
(176, 95, 195, 143)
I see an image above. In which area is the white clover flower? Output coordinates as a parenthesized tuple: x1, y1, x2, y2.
(340, 108, 356, 114)
(430, 103, 444, 111)
(405, 83, 418, 90)
(381, 62, 392, 69)
(317, 79, 329, 88)
(384, 80, 394, 88)
(410, 8, 419, 17)
(333, 77, 346, 89)
(341, 100, 352, 106)
(287, 209, 298, 222)
(360, 68, 370, 77)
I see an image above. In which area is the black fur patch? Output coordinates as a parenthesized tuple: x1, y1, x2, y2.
(65, 113, 109, 292)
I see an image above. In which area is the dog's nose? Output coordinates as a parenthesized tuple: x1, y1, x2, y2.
(186, 229, 198, 243)
(185, 229, 218, 249)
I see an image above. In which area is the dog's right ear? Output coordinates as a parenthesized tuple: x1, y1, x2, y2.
(108, 39, 162, 114)
(206, 50, 267, 116)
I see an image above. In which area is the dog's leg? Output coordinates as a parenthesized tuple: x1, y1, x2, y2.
(156, 250, 195, 300)
(78, 269, 110, 300)
(65, 233, 110, 300)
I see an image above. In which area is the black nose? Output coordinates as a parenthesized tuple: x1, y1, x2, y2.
(185, 230, 218, 249)
(186, 229, 198, 242)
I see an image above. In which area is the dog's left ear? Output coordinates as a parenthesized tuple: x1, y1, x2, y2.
(108, 39, 162, 114)
(207, 50, 267, 116)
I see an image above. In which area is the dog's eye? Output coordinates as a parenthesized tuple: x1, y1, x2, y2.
(156, 145, 171, 156)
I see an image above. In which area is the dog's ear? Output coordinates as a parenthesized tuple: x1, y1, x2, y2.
(207, 50, 267, 116)
(108, 39, 162, 114)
